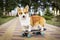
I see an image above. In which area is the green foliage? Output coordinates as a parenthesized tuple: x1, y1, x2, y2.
(43, 7, 54, 20)
(0, 16, 15, 25)
(0, 0, 3, 16)
(0, 9, 3, 17)
(43, 16, 53, 20)
(6, 0, 17, 12)
(46, 13, 60, 26)
(47, 15, 60, 27)
(56, 15, 60, 22)
(21, 0, 30, 6)
(0, 0, 18, 16)
(1, 15, 9, 18)
(38, 12, 41, 16)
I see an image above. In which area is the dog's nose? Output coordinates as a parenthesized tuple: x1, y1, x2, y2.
(23, 15, 25, 18)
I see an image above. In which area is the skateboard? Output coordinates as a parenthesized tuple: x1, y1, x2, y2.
(21, 28, 46, 38)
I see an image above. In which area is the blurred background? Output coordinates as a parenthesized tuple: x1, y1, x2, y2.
(0, 0, 60, 27)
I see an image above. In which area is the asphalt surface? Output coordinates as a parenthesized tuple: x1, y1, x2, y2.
(0, 17, 60, 40)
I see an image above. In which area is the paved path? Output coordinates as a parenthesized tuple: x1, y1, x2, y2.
(0, 17, 60, 40)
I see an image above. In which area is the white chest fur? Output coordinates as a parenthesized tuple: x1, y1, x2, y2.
(19, 16, 30, 26)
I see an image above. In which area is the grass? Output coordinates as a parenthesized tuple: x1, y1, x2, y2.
(0, 16, 15, 25)
(46, 15, 60, 27)
(47, 20, 60, 27)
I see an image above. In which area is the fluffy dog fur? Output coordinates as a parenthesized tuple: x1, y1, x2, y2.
(17, 5, 46, 32)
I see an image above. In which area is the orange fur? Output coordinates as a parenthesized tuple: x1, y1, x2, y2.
(17, 5, 29, 15)
(17, 5, 46, 28)
(30, 15, 45, 27)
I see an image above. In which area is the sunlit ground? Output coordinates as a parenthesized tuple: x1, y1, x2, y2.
(0, 17, 60, 40)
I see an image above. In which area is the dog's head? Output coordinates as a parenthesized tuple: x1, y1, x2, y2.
(17, 5, 29, 19)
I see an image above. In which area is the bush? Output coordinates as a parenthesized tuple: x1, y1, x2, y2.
(1, 16, 15, 18)
(0, 16, 15, 25)
(56, 15, 60, 22)
(1, 16, 8, 18)
(43, 7, 54, 20)
(0, 10, 3, 17)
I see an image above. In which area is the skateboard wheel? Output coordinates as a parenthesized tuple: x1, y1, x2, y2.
(36, 32, 41, 35)
(22, 33, 25, 37)
(41, 31, 44, 36)
(27, 33, 31, 38)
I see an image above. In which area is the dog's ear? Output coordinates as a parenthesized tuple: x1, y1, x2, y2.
(25, 5, 29, 10)
(17, 7, 21, 13)
(24, 5, 29, 12)
(17, 7, 20, 11)
(17, 7, 21, 15)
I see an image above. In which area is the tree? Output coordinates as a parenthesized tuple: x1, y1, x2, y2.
(43, 7, 54, 20)
(0, 0, 3, 16)
(0, 0, 18, 16)
(5, 0, 17, 12)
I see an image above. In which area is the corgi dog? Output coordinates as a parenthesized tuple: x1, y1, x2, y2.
(17, 5, 46, 32)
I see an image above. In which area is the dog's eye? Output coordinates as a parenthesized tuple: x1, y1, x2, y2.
(25, 12, 28, 14)
(25, 12, 27, 14)
(19, 13, 22, 15)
